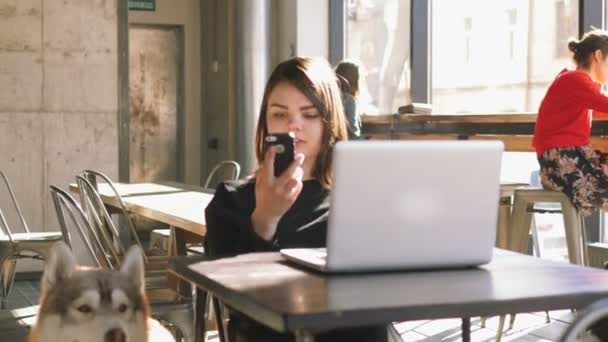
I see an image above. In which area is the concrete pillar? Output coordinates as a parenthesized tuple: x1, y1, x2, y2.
(234, 0, 272, 175)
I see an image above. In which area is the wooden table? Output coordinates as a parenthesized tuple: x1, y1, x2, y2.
(68, 182, 214, 236)
(170, 249, 608, 342)
(361, 113, 608, 152)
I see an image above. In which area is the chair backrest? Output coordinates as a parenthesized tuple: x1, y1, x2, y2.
(204, 160, 241, 188)
(75, 175, 128, 267)
(560, 298, 608, 341)
(49, 185, 107, 268)
(0, 169, 29, 234)
(0, 208, 13, 242)
(78, 170, 146, 256)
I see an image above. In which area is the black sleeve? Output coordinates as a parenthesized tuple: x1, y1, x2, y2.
(204, 183, 275, 258)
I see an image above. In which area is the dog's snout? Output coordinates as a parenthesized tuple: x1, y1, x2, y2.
(105, 328, 126, 342)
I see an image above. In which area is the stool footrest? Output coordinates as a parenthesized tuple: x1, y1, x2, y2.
(527, 209, 562, 214)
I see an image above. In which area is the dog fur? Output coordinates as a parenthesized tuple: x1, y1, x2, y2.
(27, 242, 174, 342)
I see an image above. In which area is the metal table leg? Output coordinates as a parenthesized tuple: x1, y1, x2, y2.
(194, 287, 207, 342)
(212, 297, 227, 342)
(462, 317, 471, 342)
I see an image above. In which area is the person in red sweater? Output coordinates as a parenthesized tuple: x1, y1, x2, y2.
(534, 29, 608, 216)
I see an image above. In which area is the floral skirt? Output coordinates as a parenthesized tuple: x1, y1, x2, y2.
(538, 145, 608, 216)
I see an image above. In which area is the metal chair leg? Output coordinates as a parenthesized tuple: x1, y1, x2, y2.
(0, 257, 17, 308)
(2, 259, 17, 300)
(580, 215, 589, 266)
(213, 297, 227, 342)
(152, 303, 195, 342)
(531, 215, 541, 257)
(495, 315, 506, 342)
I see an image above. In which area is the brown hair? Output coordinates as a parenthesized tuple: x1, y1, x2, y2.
(335, 61, 360, 97)
(568, 29, 608, 68)
(254, 57, 349, 190)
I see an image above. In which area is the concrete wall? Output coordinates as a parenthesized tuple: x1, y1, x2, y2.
(0, 0, 119, 270)
(129, 0, 202, 185)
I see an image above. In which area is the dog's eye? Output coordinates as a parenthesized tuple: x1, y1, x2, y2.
(118, 304, 128, 313)
(77, 305, 92, 314)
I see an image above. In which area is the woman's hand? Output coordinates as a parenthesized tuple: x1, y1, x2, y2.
(251, 146, 305, 241)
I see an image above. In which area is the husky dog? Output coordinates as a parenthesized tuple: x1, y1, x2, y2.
(28, 242, 174, 342)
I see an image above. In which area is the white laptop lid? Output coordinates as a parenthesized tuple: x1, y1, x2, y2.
(326, 140, 503, 271)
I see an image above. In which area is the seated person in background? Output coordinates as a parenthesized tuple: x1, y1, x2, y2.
(335, 60, 363, 139)
(534, 29, 608, 217)
(204, 57, 389, 342)
(533, 28, 608, 341)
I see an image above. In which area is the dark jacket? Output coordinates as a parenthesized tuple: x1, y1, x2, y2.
(204, 179, 330, 258)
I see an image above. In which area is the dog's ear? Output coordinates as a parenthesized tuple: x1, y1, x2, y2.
(43, 242, 77, 290)
(121, 245, 144, 290)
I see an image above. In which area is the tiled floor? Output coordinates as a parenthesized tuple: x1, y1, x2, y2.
(4, 281, 40, 308)
(0, 281, 40, 341)
(0, 281, 597, 342)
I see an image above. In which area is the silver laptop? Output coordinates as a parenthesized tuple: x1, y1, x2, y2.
(281, 140, 503, 272)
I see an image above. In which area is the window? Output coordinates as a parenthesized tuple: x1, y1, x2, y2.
(346, 0, 411, 115)
(432, 0, 578, 114)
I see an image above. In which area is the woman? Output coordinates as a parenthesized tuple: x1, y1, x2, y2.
(534, 28, 608, 342)
(335, 60, 363, 139)
(204, 57, 389, 342)
(534, 29, 608, 216)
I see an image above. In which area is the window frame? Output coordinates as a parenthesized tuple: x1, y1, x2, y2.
(330, 0, 607, 113)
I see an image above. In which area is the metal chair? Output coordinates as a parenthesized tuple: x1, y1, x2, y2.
(0, 170, 63, 308)
(500, 189, 587, 337)
(151, 161, 241, 257)
(561, 298, 608, 341)
(49, 185, 196, 342)
(77, 170, 165, 255)
(49, 185, 109, 268)
(183, 160, 241, 258)
(203, 160, 241, 189)
(75, 176, 169, 284)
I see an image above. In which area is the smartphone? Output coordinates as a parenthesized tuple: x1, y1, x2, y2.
(264, 132, 295, 177)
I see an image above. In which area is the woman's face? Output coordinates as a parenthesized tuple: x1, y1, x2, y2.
(265, 82, 324, 163)
(591, 50, 608, 84)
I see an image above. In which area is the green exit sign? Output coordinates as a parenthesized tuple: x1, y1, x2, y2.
(128, 0, 155, 11)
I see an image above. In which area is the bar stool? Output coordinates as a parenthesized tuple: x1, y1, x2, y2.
(508, 187, 588, 265)
(494, 187, 589, 342)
